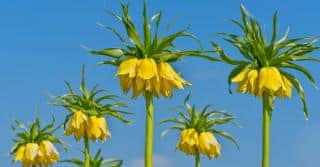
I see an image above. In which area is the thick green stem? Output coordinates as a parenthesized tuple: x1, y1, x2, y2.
(195, 153, 201, 167)
(84, 134, 90, 167)
(262, 94, 273, 167)
(145, 93, 154, 167)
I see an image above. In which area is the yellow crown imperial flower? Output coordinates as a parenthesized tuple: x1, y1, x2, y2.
(198, 132, 221, 159)
(89, 2, 216, 99)
(177, 129, 199, 155)
(87, 116, 111, 141)
(162, 94, 238, 165)
(117, 58, 190, 98)
(65, 112, 112, 142)
(212, 5, 319, 166)
(14, 142, 60, 167)
(232, 67, 292, 98)
(54, 66, 130, 142)
(66, 111, 88, 141)
(89, 3, 217, 167)
(11, 112, 63, 167)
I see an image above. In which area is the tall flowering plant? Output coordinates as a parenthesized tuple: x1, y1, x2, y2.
(89, 2, 217, 167)
(10, 111, 64, 167)
(161, 94, 239, 167)
(211, 5, 319, 167)
(52, 66, 130, 167)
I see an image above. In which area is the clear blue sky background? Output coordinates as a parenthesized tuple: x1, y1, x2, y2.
(1, 0, 320, 166)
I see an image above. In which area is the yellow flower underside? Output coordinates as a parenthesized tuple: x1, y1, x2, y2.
(66, 111, 88, 141)
(232, 67, 292, 98)
(66, 111, 111, 141)
(117, 58, 190, 98)
(177, 129, 199, 155)
(87, 116, 111, 141)
(14, 141, 59, 167)
(199, 132, 221, 159)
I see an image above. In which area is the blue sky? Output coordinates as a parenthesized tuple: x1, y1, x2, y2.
(1, 0, 320, 166)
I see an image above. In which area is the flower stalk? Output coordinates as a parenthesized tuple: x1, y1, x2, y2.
(84, 134, 91, 167)
(145, 93, 154, 167)
(195, 153, 201, 167)
(262, 94, 273, 167)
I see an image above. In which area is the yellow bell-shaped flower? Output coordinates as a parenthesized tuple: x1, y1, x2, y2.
(134, 58, 159, 97)
(177, 129, 199, 155)
(15, 143, 39, 167)
(158, 62, 190, 97)
(258, 67, 284, 96)
(118, 58, 139, 93)
(65, 111, 88, 141)
(14, 145, 26, 162)
(37, 140, 59, 166)
(23, 143, 39, 166)
(232, 68, 259, 95)
(198, 132, 221, 159)
(87, 116, 111, 141)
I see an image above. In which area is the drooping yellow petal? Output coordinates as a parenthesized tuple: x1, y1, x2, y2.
(119, 75, 133, 93)
(160, 78, 174, 97)
(198, 132, 221, 159)
(24, 143, 39, 166)
(258, 67, 283, 95)
(137, 58, 158, 80)
(37, 140, 59, 166)
(275, 75, 292, 98)
(117, 58, 139, 78)
(66, 111, 88, 141)
(247, 69, 259, 95)
(282, 76, 292, 97)
(158, 62, 190, 90)
(87, 116, 111, 141)
(14, 146, 26, 161)
(235, 68, 258, 95)
(177, 129, 199, 155)
(231, 68, 250, 82)
(132, 77, 146, 98)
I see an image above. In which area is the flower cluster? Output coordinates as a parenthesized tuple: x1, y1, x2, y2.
(177, 129, 221, 158)
(11, 112, 64, 167)
(232, 67, 292, 98)
(66, 111, 111, 141)
(118, 58, 190, 98)
(212, 5, 319, 118)
(162, 94, 238, 159)
(52, 66, 130, 142)
(90, 3, 216, 100)
(15, 141, 59, 167)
